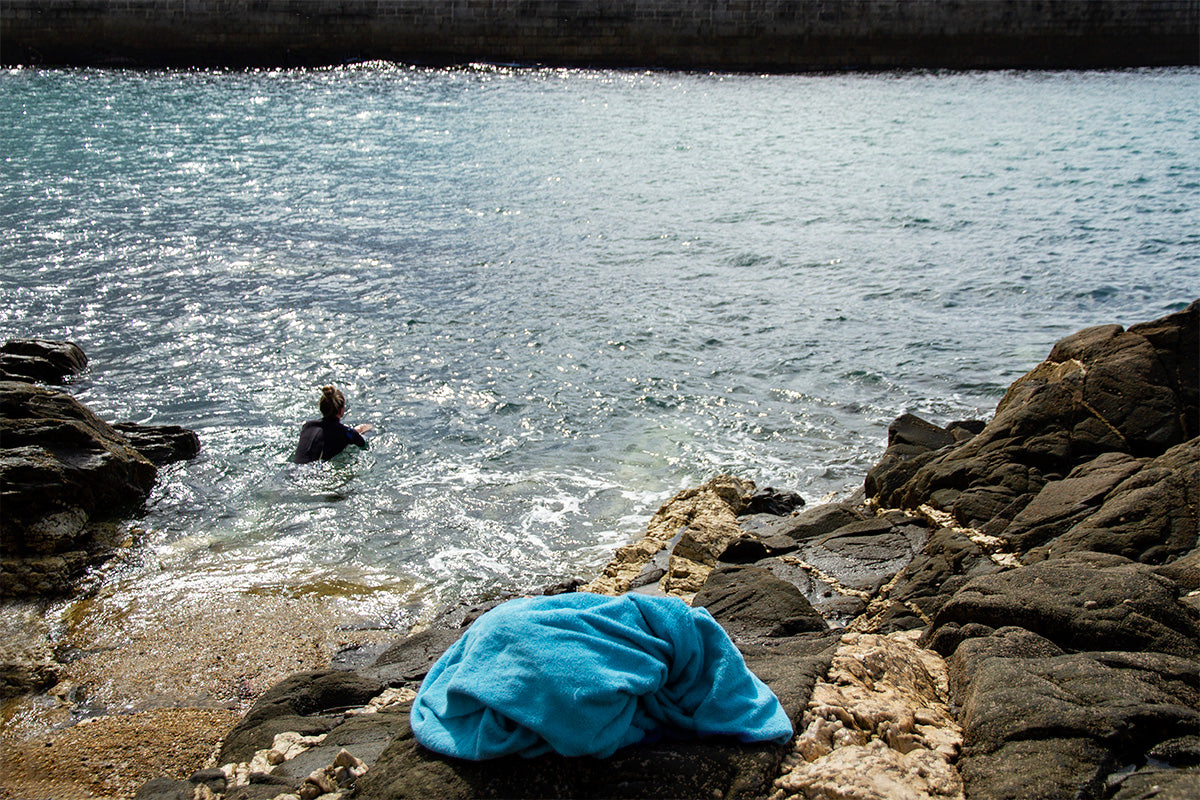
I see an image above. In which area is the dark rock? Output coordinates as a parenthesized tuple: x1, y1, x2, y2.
(1000, 451, 1146, 553)
(0, 339, 87, 383)
(246, 771, 301, 785)
(868, 302, 1198, 528)
(1156, 547, 1200, 593)
(923, 621, 996, 660)
(929, 554, 1200, 658)
(1032, 437, 1199, 565)
(363, 626, 468, 687)
(693, 564, 827, 642)
(738, 633, 841, 728)
(864, 447, 940, 508)
(133, 777, 195, 800)
(217, 670, 385, 764)
(741, 487, 805, 517)
(864, 413, 982, 504)
(797, 516, 929, 595)
(888, 413, 958, 451)
(737, 553, 863, 625)
(187, 767, 227, 792)
(718, 531, 798, 562)
(871, 527, 1003, 631)
(113, 423, 201, 465)
(740, 503, 867, 543)
(956, 650, 1200, 800)
(944, 626, 1064, 707)
(355, 729, 786, 799)
(1148, 735, 1200, 767)
(0, 383, 157, 538)
(1, 381, 159, 598)
(628, 565, 667, 591)
(1109, 768, 1200, 800)
(540, 577, 585, 595)
(0, 550, 96, 597)
(947, 419, 986, 440)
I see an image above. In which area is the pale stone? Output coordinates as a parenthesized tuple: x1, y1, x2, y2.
(273, 730, 328, 760)
(306, 768, 339, 793)
(583, 474, 755, 596)
(776, 631, 963, 800)
(348, 685, 416, 714)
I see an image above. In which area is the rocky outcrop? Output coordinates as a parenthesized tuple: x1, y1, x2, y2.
(0, 340, 201, 598)
(0, 380, 158, 597)
(868, 301, 1197, 534)
(583, 474, 757, 600)
(862, 301, 1200, 800)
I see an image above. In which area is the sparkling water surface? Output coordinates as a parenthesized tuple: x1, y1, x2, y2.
(2, 65, 1197, 629)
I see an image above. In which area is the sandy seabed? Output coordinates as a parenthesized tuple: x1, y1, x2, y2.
(0, 588, 401, 800)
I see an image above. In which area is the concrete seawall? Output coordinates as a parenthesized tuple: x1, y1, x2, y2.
(2, 0, 1198, 72)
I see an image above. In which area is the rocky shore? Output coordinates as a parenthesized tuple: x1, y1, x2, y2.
(3, 302, 1197, 800)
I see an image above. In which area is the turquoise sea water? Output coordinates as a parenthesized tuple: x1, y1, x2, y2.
(2, 65, 1198, 628)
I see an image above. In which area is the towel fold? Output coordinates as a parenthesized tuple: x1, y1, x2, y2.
(411, 592, 792, 760)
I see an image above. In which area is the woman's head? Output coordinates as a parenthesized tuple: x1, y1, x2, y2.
(319, 385, 346, 419)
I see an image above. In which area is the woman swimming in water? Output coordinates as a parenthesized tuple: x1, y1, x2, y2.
(293, 385, 373, 464)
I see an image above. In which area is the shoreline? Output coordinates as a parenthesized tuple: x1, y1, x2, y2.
(4, 0, 1197, 71)
(2, 302, 1197, 799)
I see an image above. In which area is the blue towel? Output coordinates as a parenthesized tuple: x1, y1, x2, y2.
(410, 592, 793, 760)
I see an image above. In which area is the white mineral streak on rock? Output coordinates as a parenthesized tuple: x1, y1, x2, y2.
(917, 505, 1020, 569)
(771, 630, 963, 800)
(777, 553, 874, 600)
(347, 685, 417, 714)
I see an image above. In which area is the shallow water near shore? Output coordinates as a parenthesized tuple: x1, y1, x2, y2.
(2, 66, 1199, 718)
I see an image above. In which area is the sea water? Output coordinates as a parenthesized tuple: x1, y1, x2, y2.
(2, 65, 1197, 629)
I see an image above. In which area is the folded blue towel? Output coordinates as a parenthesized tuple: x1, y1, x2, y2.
(410, 592, 793, 760)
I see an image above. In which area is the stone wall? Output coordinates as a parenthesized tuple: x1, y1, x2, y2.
(3, 0, 1197, 71)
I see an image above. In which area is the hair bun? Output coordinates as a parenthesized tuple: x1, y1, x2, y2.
(318, 385, 346, 418)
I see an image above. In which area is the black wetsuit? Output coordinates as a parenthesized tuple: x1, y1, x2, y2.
(293, 417, 367, 464)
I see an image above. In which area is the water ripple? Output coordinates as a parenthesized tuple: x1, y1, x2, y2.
(2, 65, 1197, 623)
